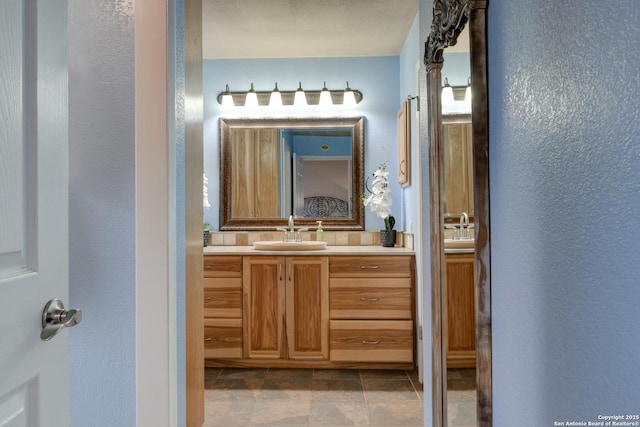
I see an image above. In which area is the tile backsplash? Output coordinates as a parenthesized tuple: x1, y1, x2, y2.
(208, 230, 413, 250)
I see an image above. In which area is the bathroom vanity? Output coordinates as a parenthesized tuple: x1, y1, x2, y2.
(202, 246, 415, 369)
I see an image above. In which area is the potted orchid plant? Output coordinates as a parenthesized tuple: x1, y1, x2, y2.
(363, 163, 396, 247)
(203, 173, 211, 247)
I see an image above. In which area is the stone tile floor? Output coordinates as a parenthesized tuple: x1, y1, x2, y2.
(203, 367, 476, 427)
(447, 368, 477, 427)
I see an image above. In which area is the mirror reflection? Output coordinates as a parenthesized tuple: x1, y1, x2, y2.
(220, 117, 364, 230)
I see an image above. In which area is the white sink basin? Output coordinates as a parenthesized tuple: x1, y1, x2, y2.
(253, 241, 327, 251)
(444, 238, 475, 250)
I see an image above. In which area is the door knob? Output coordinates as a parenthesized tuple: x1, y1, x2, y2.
(41, 299, 83, 341)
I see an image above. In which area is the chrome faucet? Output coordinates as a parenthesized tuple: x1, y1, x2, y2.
(459, 212, 469, 229)
(455, 212, 470, 240)
(277, 215, 306, 242)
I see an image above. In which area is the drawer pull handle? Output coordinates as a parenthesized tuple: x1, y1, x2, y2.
(362, 340, 381, 345)
(204, 296, 212, 301)
(360, 265, 379, 269)
(204, 337, 212, 342)
(204, 265, 212, 270)
(361, 297, 380, 302)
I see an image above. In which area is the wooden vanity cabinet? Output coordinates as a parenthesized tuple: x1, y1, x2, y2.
(329, 256, 414, 364)
(203, 256, 243, 359)
(204, 253, 415, 369)
(230, 128, 279, 218)
(243, 256, 329, 361)
(445, 252, 476, 368)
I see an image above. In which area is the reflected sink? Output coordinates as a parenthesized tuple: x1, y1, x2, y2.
(253, 241, 327, 251)
(444, 238, 475, 250)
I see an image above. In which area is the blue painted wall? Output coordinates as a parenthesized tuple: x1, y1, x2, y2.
(488, 0, 640, 423)
(399, 12, 421, 237)
(203, 56, 402, 230)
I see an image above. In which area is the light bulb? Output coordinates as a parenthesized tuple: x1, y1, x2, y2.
(441, 77, 455, 105)
(319, 81, 333, 107)
(221, 84, 234, 109)
(464, 77, 472, 103)
(244, 83, 259, 108)
(269, 82, 283, 108)
(293, 81, 307, 107)
(343, 81, 357, 107)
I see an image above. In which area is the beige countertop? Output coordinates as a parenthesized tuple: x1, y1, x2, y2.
(204, 245, 415, 256)
(444, 247, 475, 254)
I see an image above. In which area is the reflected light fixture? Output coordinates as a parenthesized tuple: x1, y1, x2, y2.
(318, 81, 333, 107)
(464, 77, 472, 103)
(269, 82, 283, 107)
(221, 84, 234, 109)
(293, 81, 307, 107)
(343, 81, 357, 107)
(441, 77, 455, 105)
(244, 82, 259, 108)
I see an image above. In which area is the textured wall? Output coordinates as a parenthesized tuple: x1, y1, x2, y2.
(488, 0, 640, 423)
(68, 1, 136, 425)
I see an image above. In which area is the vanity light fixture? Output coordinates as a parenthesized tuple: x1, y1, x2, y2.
(216, 82, 363, 107)
(269, 82, 283, 107)
(441, 77, 456, 105)
(244, 83, 259, 108)
(293, 81, 308, 107)
(318, 81, 333, 107)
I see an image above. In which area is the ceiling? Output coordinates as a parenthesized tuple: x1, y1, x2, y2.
(202, 0, 420, 59)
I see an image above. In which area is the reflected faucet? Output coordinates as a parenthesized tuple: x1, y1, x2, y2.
(289, 215, 295, 232)
(459, 212, 469, 229)
(456, 212, 470, 240)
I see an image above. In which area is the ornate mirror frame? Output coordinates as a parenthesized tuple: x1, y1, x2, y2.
(219, 116, 365, 231)
(425, 1, 491, 426)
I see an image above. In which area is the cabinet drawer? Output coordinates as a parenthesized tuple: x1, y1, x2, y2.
(330, 278, 412, 319)
(204, 318, 242, 359)
(204, 277, 242, 318)
(329, 256, 412, 277)
(203, 256, 242, 278)
(330, 320, 413, 363)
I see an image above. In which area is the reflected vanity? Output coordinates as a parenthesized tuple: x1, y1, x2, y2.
(219, 117, 364, 230)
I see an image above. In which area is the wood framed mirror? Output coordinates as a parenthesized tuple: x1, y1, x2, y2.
(219, 116, 365, 230)
(425, 1, 491, 426)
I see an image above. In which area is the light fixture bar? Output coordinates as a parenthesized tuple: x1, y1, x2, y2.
(217, 86, 363, 106)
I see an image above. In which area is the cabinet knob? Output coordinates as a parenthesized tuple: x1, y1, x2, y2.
(204, 337, 212, 342)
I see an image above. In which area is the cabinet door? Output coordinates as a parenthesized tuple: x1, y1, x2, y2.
(243, 256, 285, 359)
(445, 253, 476, 368)
(443, 122, 473, 217)
(285, 257, 329, 360)
(254, 129, 280, 218)
(230, 129, 255, 218)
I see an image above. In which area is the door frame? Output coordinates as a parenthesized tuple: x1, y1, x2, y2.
(134, 1, 203, 426)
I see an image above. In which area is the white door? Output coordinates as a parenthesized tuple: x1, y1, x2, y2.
(0, 1, 71, 426)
